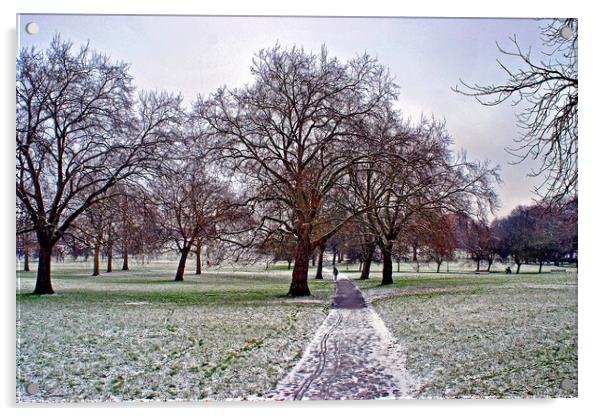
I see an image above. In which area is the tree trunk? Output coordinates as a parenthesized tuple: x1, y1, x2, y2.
(22, 233, 31, 272)
(24, 251, 30, 272)
(332, 248, 337, 266)
(437, 260, 442, 273)
(315, 243, 325, 280)
(360, 243, 375, 280)
(487, 259, 493, 272)
(195, 243, 202, 275)
(287, 260, 292, 270)
(106, 242, 113, 273)
(33, 244, 54, 295)
(175, 246, 191, 281)
(289, 229, 312, 296)
(338, 251, 342, 263)
(476, 258, 481, 272)
(92, 243, 101, 276)
(381, 244, 394, 285)
(122, 242, 129, 271)
(538, 261, 543, 273)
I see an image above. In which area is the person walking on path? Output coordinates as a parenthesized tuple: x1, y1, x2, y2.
(333, 266, 339, 281)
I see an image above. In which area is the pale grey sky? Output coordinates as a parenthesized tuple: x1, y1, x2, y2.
(17, 14, 552, 216)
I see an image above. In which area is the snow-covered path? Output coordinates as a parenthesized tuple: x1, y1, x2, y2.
(271, 275, 418, 400)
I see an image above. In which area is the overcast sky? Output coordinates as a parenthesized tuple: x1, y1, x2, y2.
(17, 14, 553, 216)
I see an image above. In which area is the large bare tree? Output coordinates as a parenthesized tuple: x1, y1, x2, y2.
(16, 37, 182, 294)
(347, 114, 500, 284)
(200, 45, 396, 296)
(454, 19, 577, 205)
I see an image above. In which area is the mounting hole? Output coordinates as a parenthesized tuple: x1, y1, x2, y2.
(560, 25, 573, 40)
(25, 22, 39, 35)
(560, 379, 574, 390)
(25, 382, 39, 395)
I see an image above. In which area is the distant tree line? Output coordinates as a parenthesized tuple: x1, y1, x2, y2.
(264, 198, 576, 278)
(487, 199, 577, 273)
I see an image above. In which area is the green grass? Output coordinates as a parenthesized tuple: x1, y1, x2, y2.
(15, 260, 577, 400)
(16, 261, 334, 402)
(353, 271, 576, 290)
(359, 270, 578, 398)
(16, 262, 334, 305)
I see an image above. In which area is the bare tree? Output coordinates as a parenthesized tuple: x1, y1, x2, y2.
(88, 203, 107, 276)
(494, 199, 577, 273)
(358, 238, 378, 279)
(16, 207, 34, 272)
(153, 160, 239, 281)
(422, 214, 457, 273)
(347, 114, 499, 285)
(60, 192, 118, 276)
(455, 215, 496, 272)
(200, 45, 396, 296)
(454, 19, 577, 204)
(97, 183, 163, 272)
(128, 191, 163, 265)
(16, 37, 182, 294)
(71, 199, 110, 276)
(494, 206, 533, 274)
(337, 220, 377, 279)
(112, 184, 137, 271)
(314, 242, 327, 280)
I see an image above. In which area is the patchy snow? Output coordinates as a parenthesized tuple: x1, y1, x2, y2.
(16, 301, 327, 402)
(369, 274, 578, 398)
(16, 263, 577, 401)
(16, 268, 331, 403)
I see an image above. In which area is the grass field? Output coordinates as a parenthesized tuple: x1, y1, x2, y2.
(356, 272, 578, 398)
(16, 262, 333, 402)
(16, 260, 578, 401)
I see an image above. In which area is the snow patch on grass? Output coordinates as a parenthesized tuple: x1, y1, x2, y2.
(369, 274, 577, 398)
(16, 266, 331, 403)
(17, 301, 327, 402)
